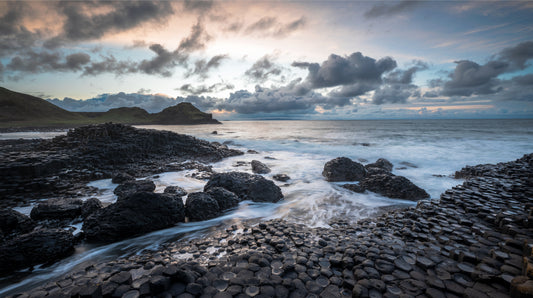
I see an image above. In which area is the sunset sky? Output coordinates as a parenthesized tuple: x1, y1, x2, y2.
(1, 0, 532, 119)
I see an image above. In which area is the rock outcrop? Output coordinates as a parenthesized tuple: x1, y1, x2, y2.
(204, 172, 283, 203)
(322, 157, 367, 182)
(83, 192, 185, 243)
(30, 198, 84, 220)
(114, 180, 156, 200)
(251, 160, 271, 174)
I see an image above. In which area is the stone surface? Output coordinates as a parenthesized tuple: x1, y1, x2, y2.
(83, 192, 185, 242)
(30, 197, 83, 220)
(185, 192, 221, 221)
(322, 157, 367, 182)
(204, 172, 283, 203)
(114, 180, 156, 200)
(251, 160, 271, 174)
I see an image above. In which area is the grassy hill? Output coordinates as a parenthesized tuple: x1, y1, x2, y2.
(0, 87, 220, 129)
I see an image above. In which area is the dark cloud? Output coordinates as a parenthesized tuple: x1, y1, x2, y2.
(244, 16, 307, 38)
(384, 61, 428, 84)
(512, 74, 533, 86)
(364, 1, 423, 19)
(182, 0, 214, 13)
(55, 1, 174, 43)
(0, 62, 4, 81)
(7, 51, 91, 73)
(82, 55, 137, 76)
(0, 2, 41, 57)
(179, 83, 234, 95)
(299, 52, 396, 89)
(138, 44, 180, 77)
(177, 21, 211, 53)
(442, 60, 507, 96)
(498, 41, 533, 70)
(245, 55, 283, 82)
(371, 61, 428, 104)
(187, 54, 228, 78)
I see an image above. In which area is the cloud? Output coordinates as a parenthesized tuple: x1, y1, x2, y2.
(47, 92, 177, 113)
(0, 2, 42, 57)
(244, 55, 283, 82)
(297, 52, 396, 91)
(371, 61, 428, 104)
(244, 16, 306, 38)
(82, 55, 137, 76)
(498, 41, 533, 70)
(182, 0, 214, 13)
(187, 54, 228, 78)
(49, 1, 174, 45)
(7, 51, 91, 73)
(179, 83, 234, 95)
(138, 44, 180, 77)
(364, 0, 423, 18)
(177, 21, 211, 53)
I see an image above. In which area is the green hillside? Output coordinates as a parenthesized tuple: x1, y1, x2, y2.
(0, 87, 220, 129)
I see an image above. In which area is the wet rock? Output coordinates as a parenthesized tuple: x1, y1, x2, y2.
(366, 158, 393, 172)
(205, 187, 241, 211)
(341, 183, 365, 193)
(0, 209, 34, 237)
(30, 198, 83, 220)
(251, 160, 271, 174)
(358, 174, 430, 201)
(164, 186, 187, 197)
(111, 172, 135, 184)
(0, 228, 74, 275)
(83, 192, 185, 242)
(322, 157, 367, 182)
(81, 198, 103, 218)
(204, 172, 283, 203)
(273, 174, 290, 182)
(114, 180, 156, 199)
(185, 192, 221, 221)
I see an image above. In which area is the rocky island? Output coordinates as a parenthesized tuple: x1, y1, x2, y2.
(0, 123, 532, 297)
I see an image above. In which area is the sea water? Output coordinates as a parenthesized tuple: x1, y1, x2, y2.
(1, 119, 532, 294)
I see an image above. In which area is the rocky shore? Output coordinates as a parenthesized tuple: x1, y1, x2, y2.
(6, 153, 532, 297)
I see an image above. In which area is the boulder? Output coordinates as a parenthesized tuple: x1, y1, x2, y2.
(204, 172, 283, 203)
(251, 160, 271, 174)
(322, 157, 367, 182)
(83, 192, 185, 243)
(365, 158, 393, 172)
(0, 228, 74, 275)
(30, 198, 83, 220)
(114, 180, 156, 199)
(81, 198, 103, 218)
(359, 174, 430, 201)
(205, 187, 241, 211)
(273, 174, 291, 182)
(164, 186, 188, 197)
(185, 192, 221, 221)
(0, 209, 34, 237)
(341, 184, 365, 193)
(111, 172, 135, 184)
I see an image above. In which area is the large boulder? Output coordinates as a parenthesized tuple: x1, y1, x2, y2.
(358, 174, 430, 201)
(111, 172, 135, 184)
(322, 157, 367, 182)
(251, 160, 271, 174)
(204, 172, 283, 203)
(365, 158, 393, 172)
(185, 192, 221, 221)
(30, 198, 83, 220)
(205, 187, 241, 211)
(81, 198, 103, 218)
(114, 180, 156, 199)
(0, 228, 74, 275)
(0, 209, 34, 237)
(83, 192, 185, 243)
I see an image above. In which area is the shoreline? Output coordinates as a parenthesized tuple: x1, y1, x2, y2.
(5, 154, 533, 297)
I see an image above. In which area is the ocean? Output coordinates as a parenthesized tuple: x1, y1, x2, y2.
(1, 119, 532, 294)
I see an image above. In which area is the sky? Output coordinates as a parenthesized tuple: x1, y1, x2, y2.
(1, 0, 533, 120)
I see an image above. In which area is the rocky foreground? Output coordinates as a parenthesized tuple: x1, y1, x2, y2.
(8, 154, 533, 297)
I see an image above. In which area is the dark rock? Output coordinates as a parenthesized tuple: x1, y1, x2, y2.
(341, 183, 365, 193)
(111, 172, 135, 184)
(273, 174, 290, 182)
(83, 192, 185, 242)
(81, 198, 103, 218)
(185, 192, 221, 221)
(0, 209, 34, 237)
(212, 131, 218, 135)
(358, 174, 430, 201)
(251, 160, 271, 174)
(204, 172, 283, 203)
(0, 228, 74, 275)
(164, 186, 188, 197)
(322, 157, 367, 182)
(205, 187, 241, 211)
(114, 180, 156, 199)
(247, 150, 259, 154)
(366, 158, 393, 172)
(30, 198, 83, 220)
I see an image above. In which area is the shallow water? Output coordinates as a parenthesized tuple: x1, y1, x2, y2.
(1, 119, 532, 295)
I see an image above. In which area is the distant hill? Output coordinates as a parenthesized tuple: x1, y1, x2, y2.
(0, 87, 220, 129)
